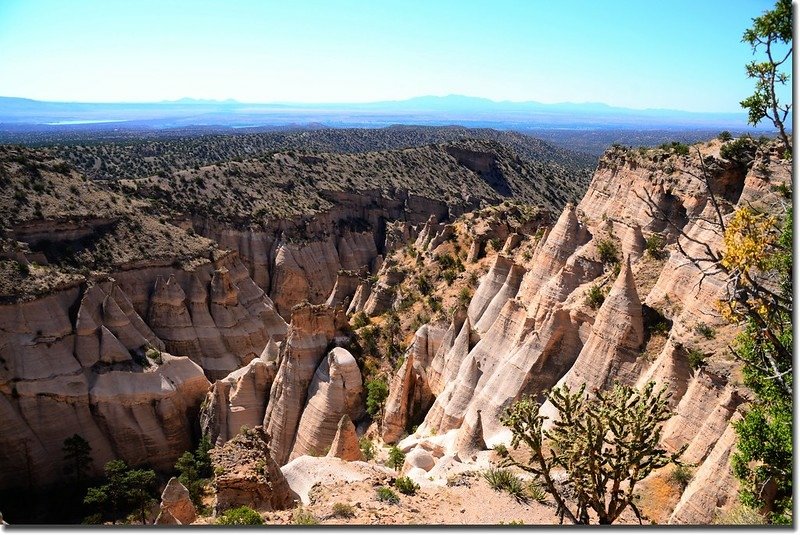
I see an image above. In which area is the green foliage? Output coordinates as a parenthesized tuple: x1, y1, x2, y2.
(359, 436, 376, 461)
(686, 348, 706, 370)
(434, 253, 458, 270)
(720, 136, 757, 165)
(216, 506, 264, 525)
(376, 486, 400, 504)
(668, 464, 693, 491)
(416, 274, 432, 294)
(63, 433, 93, 488)
(659, 141, 690, 155)
(527, 481, 548, 504)
(457, 287, 472, 307)
(195, 434, 213, 478)
(441, 269, 457, 285)
(483, 468, 527, 502)
(292, 507, 319, 525)
(492, 443, 509, 456)
(718, 130, 734, 142)
(714, 503, 768, 525)
(84, 460, 158, 525)
(739, 0, 792, 152)
(644, 233, 665, 259)
(694, 322, 716, 339)
(585, 285, 605, 309)
(595, 238, 618, 265)
(501, 382, 681, 524)
(332, 502, 356, 518)
(394, 476, 419, 495)
(365, 378, 389, 421)
(351, 311, 370, 329)
(145, 346, 162, 365)
(388, 446, 406, 471)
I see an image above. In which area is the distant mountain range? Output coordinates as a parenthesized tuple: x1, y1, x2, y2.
(0, 94, 777, 132)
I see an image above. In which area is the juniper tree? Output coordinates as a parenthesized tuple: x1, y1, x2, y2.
(500, 382, 683, 525)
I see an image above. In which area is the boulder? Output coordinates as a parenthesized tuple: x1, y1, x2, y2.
(326, 415, 363, 462)
(210, 426, 295, 514)
(155, 477, 196, 525)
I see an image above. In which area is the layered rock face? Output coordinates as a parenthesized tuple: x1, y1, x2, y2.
(124, 254, 288, 380)
(381, 140, 790, 523)
(200, 341, 279, 446)
(210, 426, 296, 514)
(0, 281, 210, 491)
(192, 191, 436, 320)
(289, 347, 363, 460)
(0, 247, 289, 491)
(262, 304, 350, 465)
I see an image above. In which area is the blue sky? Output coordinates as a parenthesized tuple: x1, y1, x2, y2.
(0, 0, 782, 112)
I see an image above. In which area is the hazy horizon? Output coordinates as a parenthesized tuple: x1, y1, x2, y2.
(0, 93, 755, 115)
(0, 0, 784, 113)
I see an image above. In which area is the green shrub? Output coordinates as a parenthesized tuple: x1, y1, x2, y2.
(332, 502, 355, 518)
(442, 269, 457, 285)
(527, 481, 548, 504)
(145, 346, 163, 365)
(388, 446, 405, 471)
(416, 275, 432, 294)
(292, 507, 319, 525)
(435, 253, 457, 270)
(457, 287, 472, 307)
(585, 285, 605, 309)
(717, 131, 733, 142)
(395, 476, 419, 495)
(720, 137, 757, 164)
(493, 443, 509, 457)
(596, 239, 619, 265)
(694, 322, 716, 339)
(659, 141, 690, 155)
(645, 233, 665, 259)
(483, 468, 527, 502)
(351, 311, 370, 329)
(359, 436, 375, 461)
(216, 506, 263, 525)
(668, 464, 693, 491)
(365, 378, 389, 419)
(687, 348, 706, 370)
(376, 486, 400, 504)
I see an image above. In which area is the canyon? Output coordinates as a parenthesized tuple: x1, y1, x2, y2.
(0, 130, 790, 525)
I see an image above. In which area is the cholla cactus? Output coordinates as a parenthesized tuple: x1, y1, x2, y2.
(500, 381, 684, 525)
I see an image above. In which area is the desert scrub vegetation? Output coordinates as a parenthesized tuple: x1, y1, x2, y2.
(358, 436, 375, 461)
(668, 464, 694, 492)
(388, 446, 406, 471)
(585, 284, 605, 309)
(595, 238, 619, 266)
(292, 507, 319, 525)
(331, 502, 356, 519)
(376, 486, 400, 504)
(644, 232, 665, 259)
(482, 468, 527, 503)
(216, 506, 264, 525)
(394, 476, 419, 496)
(500, 382, 683, 524)
(350, 311, 370, 329)
(694, 322, 716, 339)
